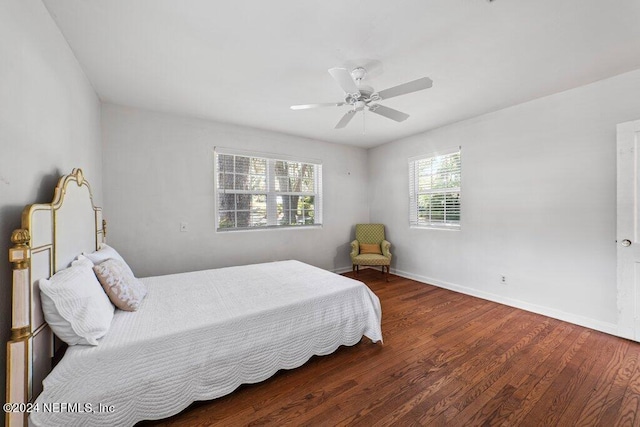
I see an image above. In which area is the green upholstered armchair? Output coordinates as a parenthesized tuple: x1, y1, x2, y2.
(350, 224, 392, 281)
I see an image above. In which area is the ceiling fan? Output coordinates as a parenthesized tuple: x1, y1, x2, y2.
(290, 67, 433, 129)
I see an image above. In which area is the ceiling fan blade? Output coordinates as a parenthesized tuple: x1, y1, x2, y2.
(377, 77, 433, 100)
(328, 68, 360, 96)
(290, 102, 345, 110)
(335, 110, 357, 129)
(368, 104, 410, 122)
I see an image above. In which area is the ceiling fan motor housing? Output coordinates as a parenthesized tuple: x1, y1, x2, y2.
(344, 84, 379, 105)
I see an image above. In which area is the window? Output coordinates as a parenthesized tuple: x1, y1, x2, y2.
(215, 149, 322, 231)
(409, 148, 461, 228)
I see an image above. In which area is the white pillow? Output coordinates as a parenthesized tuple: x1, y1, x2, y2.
(84, 243, 135, 277)
(39, 256, 115, 346)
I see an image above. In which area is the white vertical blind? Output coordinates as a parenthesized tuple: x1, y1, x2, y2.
(215, 149, 322, 231)
(409, 148, 461, 228)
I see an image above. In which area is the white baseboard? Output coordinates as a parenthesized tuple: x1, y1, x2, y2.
(391, 268, 618, 337)
(332, 266, 353, 274)
(333, 266, 385, 274)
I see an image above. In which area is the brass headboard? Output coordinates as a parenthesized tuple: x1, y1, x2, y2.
(5, 169, 105, 427)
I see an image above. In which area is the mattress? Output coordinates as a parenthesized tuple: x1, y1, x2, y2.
(30, 260, 382, 426)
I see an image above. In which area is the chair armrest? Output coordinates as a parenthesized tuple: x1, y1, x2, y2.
(350, 240, 359, 259)
(381, 240, 392, 259)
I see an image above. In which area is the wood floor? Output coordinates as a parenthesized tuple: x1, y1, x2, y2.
(150, 269, 640, 426)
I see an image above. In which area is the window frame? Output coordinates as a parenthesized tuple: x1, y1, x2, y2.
(214, 147, 323, 232)
(408, 147, 461, 230)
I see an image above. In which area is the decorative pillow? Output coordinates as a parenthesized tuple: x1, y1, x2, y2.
(85, 243, 136, 277)
(39, 256, 115, 346)
(93, 258, 148, 311)
(360, 243, 382, 255)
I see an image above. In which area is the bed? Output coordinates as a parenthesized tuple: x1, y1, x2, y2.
(5, 169, 383, 427)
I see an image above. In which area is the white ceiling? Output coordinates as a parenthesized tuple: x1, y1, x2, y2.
(43, 0, 640, 148)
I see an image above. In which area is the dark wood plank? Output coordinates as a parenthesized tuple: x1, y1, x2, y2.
(145, 269, 640, 427)
(446, 321, 578, 425)
(525, 328, 611, 426)
(554, 335, 620, 425)
(572, 338, 631, 425)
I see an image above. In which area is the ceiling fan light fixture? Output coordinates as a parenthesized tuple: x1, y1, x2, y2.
(351, 67, 367, 83)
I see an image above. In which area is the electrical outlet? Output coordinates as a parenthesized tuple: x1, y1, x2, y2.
(180, 222, 189, 232)
(500, 275, 507, 284)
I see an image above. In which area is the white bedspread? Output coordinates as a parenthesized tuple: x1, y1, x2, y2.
(30, 260, 382, 426)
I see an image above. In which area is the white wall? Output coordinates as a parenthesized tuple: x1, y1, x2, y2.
(101, 104, 369, 276)
(0, 0, 102, 417)
(369, 69, 640, 333)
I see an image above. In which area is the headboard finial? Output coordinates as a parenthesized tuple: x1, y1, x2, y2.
(72, 168, 84, 186)
(9, 229, 30, 270)
(10, 228, 30, 245)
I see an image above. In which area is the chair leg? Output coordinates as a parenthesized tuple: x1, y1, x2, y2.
(352, 264, 356, 273)
(385, 265, 390, 282)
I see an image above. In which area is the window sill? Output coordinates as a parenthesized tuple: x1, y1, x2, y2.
(216, 224, 323, 233)
(410, 224, 460, 231)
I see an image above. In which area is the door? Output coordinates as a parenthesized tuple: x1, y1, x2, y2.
(617, 119, 640, 340)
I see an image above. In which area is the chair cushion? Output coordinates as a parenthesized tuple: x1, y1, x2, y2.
(353, 254, 390, 266)
(360, 243, 382, 254)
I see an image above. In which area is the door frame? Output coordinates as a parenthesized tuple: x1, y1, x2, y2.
(617, 119, 640, 340)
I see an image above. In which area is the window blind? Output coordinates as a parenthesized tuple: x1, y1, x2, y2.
(409, 148, 461, 228)
(215, 149, 322, 231)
